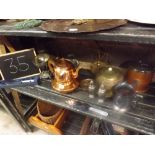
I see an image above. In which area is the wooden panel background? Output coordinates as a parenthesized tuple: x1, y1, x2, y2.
(8, 36, 155, 66)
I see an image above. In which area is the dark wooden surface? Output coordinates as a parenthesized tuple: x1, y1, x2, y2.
(13, 80, 155, 135)
(1, 21, 155, 44)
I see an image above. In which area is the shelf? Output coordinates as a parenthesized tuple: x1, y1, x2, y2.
(1, 21, 155, 44)
(30, 111, 85, 135)
(13, 80, 155, 135)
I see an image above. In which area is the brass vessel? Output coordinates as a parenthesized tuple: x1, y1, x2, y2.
(95, 66, 124, 97)
(34, 53, 50, 68)
(91, 60, 106, 74)
(48, 58, 80, 93)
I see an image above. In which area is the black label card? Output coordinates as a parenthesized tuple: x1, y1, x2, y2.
(0, 48, 40, 80)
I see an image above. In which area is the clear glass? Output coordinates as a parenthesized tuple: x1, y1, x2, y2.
(88, 80, 96, 98)
(97, 83, 106, 103)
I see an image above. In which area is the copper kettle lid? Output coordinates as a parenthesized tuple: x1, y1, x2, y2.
(55, 58, 75, 69)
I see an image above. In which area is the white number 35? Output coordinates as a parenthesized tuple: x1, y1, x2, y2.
(4, 55, 29, 74)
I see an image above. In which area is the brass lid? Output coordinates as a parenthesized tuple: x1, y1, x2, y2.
(100, 67, 122, 80)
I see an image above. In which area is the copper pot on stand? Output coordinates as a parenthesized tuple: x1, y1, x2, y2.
(121, 60, 154, 93)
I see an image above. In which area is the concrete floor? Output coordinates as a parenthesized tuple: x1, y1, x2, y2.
(0, 106, 48, 135)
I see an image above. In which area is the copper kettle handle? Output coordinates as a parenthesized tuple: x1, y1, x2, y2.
(48, 58, 55, 73)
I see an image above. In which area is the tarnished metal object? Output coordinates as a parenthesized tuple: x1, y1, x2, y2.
(40, 71, 51, 79)
(34, 53, 50, 68)
(40, 19, 127, 33)
(80, 78, 94, 91)
(71, 19, 94, 25)
(34, 53, 51, 79)
(95, 66, 124, 97)
(91, 60, 106, 74)
(48, 58, 80, 93)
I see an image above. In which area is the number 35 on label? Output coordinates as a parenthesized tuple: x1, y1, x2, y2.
(0, 48, 41, 80)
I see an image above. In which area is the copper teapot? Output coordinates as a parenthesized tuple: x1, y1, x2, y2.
(48, 58, 80, 93)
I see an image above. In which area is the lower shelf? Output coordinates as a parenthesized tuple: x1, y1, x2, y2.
(29, 111, 86, 135)
(61, 112, 85, 135)
(13, 80, 155, 135)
